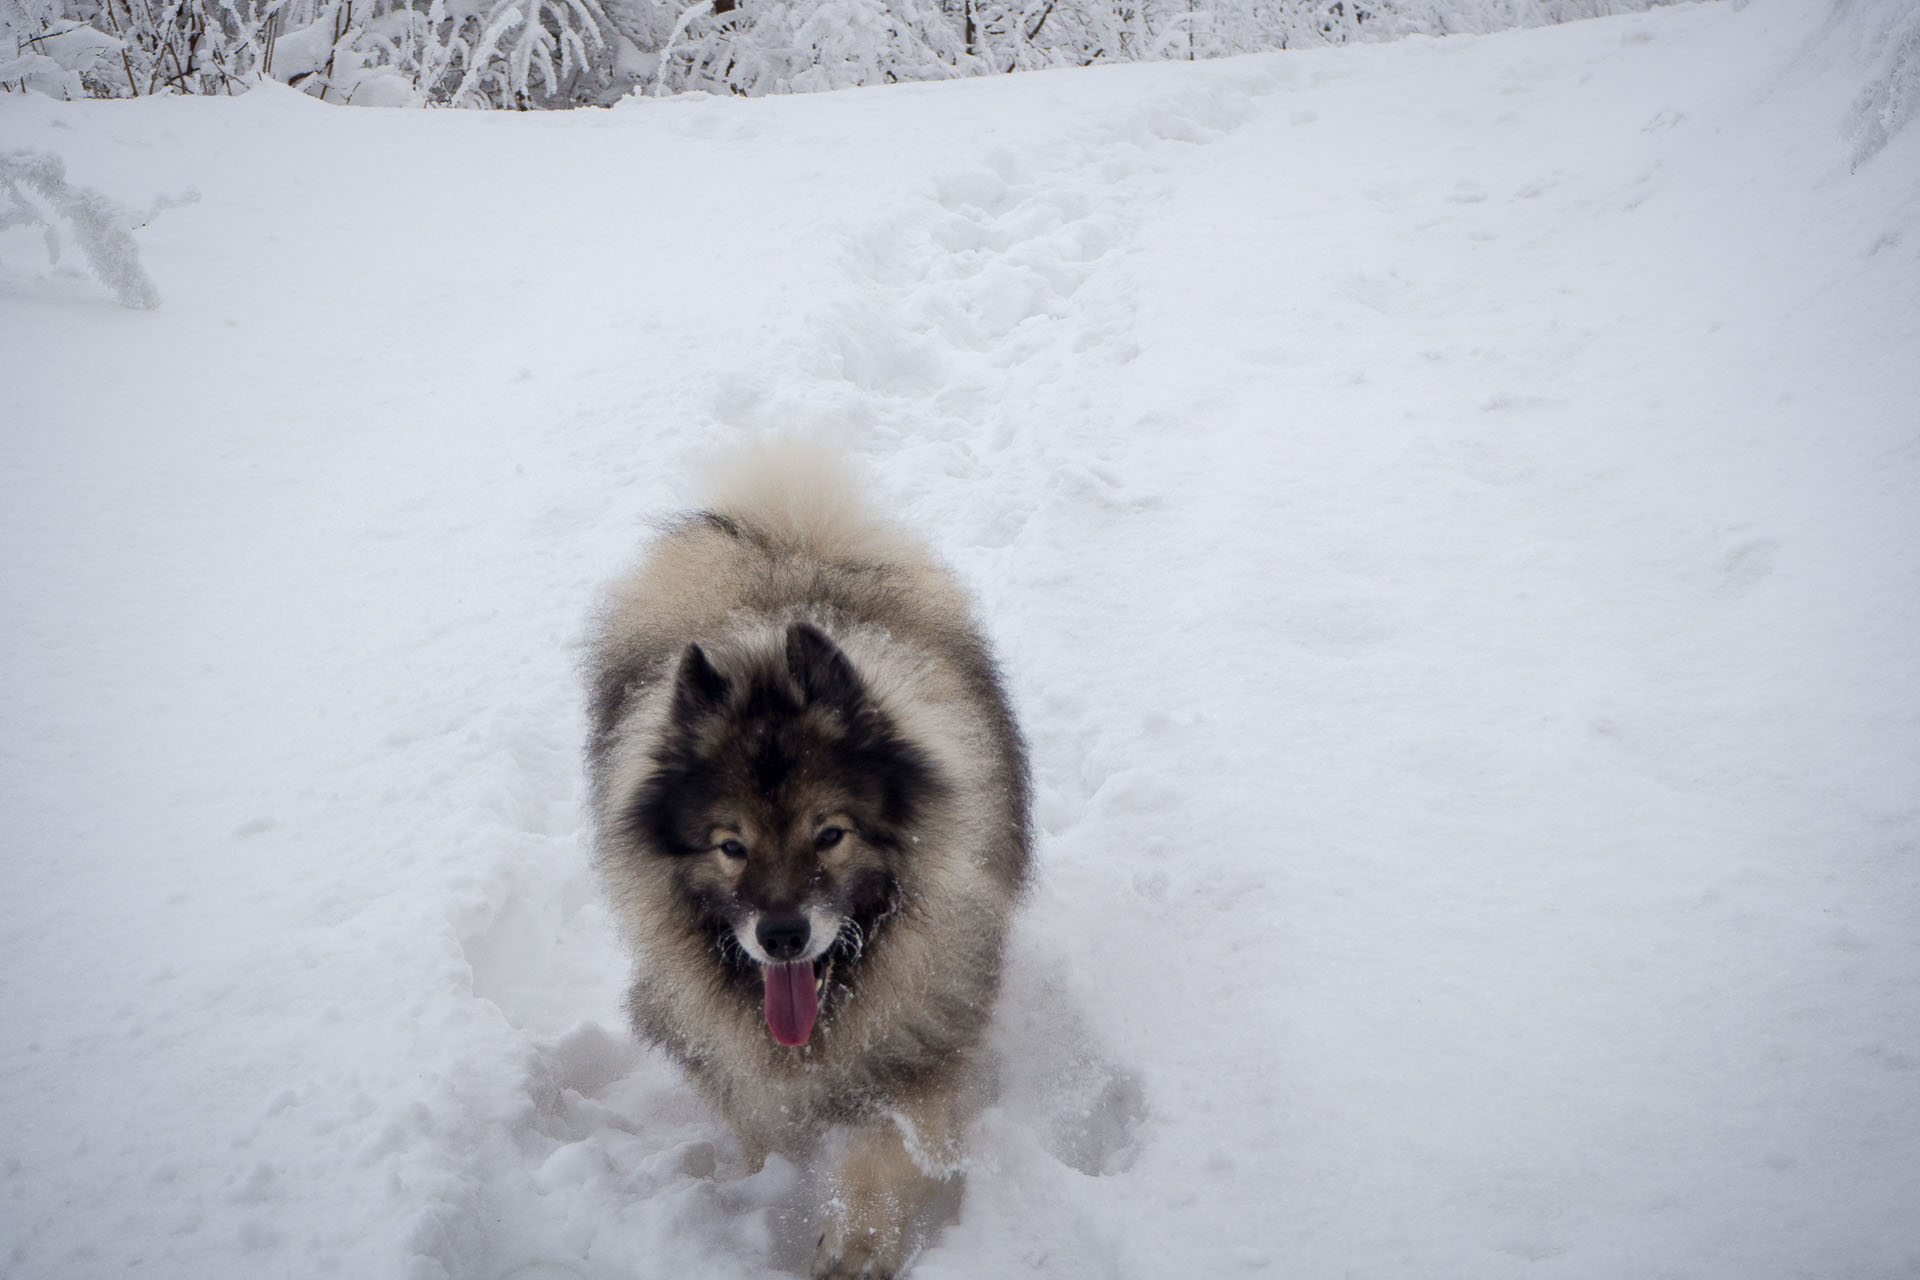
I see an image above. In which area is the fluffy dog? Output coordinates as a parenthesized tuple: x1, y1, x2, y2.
(585, 443, 1031, 1278)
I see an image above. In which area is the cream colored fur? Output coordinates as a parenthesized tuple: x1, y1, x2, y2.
(586, 440, 1030, 1279)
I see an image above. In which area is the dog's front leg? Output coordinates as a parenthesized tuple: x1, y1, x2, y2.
(735, 1130, 770, 1176)
(812, 1090, 963, 1279)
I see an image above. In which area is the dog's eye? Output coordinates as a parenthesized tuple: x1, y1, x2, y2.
(718, 838, 748, 860)
(814, 826, 846, 851)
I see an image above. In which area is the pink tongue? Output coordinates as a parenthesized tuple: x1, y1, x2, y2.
(763, 961, 819, 1046)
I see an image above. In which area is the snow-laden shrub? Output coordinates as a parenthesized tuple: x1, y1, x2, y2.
(0, 0, 632, 104)
(0, 0, 126, 96)
(2, 0, 1698, 108)
(964, 0, 1129, 70)
(653, 0, 973, 96)
(273, 0, 619, 107)
(0, 0, 267, 98)
(0, 148, 166, 307)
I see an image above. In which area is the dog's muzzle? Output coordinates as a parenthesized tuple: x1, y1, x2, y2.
(740, 909, 840, 1047)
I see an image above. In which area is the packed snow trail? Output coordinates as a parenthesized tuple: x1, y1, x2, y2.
(4, 2, 1919, 1278)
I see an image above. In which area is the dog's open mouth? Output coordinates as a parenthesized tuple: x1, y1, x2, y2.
(763, 954, 834, 1047)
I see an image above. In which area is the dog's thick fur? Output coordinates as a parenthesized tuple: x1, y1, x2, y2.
(585, 443, 1031, 1278)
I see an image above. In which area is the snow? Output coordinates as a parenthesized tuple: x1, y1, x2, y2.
(3, 2, 1919, 1277)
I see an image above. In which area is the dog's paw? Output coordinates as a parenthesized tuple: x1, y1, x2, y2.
(811, 1222, 906, 1280)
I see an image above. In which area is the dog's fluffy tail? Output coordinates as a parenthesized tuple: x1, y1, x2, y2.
(699, 437, 909, 565)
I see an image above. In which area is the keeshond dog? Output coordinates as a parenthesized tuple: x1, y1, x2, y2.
(585, 443, 1031, 1278)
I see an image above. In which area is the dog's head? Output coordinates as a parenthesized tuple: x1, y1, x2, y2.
(625, 621, 943, 1047)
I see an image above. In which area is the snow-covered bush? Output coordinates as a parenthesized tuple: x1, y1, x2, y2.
(964, 0, 1129, 70)
(1, 0, 1703, 108)
(1, 0, 138, 97)
(0, 148, 164, 307)
(0, 0, 633, 104)
(651, 0, 972, 96)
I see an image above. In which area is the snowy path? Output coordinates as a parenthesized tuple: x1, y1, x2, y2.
(4, 2, 1919, 1278)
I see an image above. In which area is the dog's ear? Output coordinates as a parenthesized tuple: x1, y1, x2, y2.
(671, 643, 730, 725)
(786, 622, 864, 713)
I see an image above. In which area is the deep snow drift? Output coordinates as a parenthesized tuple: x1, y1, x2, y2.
(3, 2, 1918, 1277)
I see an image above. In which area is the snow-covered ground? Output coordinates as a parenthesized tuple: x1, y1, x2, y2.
(4, 2, 1918, 1276)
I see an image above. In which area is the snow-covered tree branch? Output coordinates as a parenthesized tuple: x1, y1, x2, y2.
(0, 148, 164, 308)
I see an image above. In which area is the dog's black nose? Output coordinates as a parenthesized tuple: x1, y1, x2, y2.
(757, 914, 811, 962)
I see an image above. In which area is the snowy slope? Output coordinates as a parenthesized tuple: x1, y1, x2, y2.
(3, 2, 1918, 1277)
